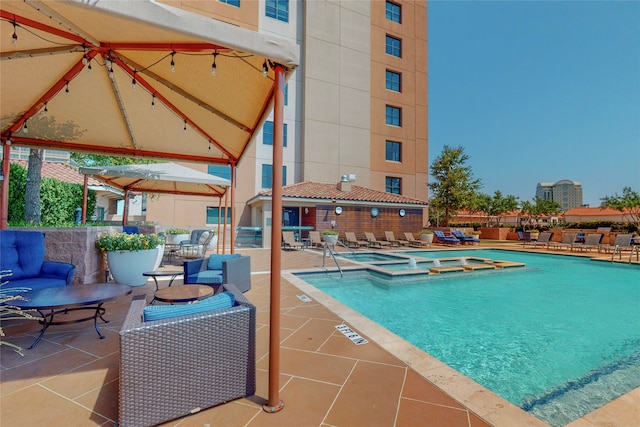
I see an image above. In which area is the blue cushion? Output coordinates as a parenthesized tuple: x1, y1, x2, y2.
(188, 270, 223, 285)
(0, 230, 46, 280)
(207, 254, 241, 271)
(143, 291, 235, 322)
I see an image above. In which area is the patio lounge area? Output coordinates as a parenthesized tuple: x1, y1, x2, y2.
(1, 244, 638, 427)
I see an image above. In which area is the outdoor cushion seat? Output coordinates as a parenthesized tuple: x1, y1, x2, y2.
(0, 230, 75, 291)
(119, 284, 256, 427)
(183, 253, 251, 292)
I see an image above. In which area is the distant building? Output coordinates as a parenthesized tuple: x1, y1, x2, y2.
(536, 180, 583, 211)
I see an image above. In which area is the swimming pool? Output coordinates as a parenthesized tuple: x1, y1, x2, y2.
(296, 249, 640, 427)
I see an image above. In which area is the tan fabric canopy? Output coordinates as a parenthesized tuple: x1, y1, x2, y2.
(1, 0, 298, 164)
(79, 162, 230, 197)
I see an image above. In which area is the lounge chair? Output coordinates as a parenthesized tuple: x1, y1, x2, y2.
(365, 232, 391, 248)
(599, 234, 634, 255)
(574, 232, 586, 244)
(384, 231, 402, 247)
(282, 231, 304, 250)
(451, 230, 479, 244)
(517, 231, 532, 245)
(177, 229, 215, 258)
(403, 232, 430, 248)
(548, 232, 576, 250)
(523, 231, 554, 248)
(571, 233, 603, 252)
(433, 230, 461, 245)
(308, 231, 326, 249)
(345, 232, 369, 248)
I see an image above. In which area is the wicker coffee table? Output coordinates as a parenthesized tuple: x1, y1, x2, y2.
(152, 284, 213, 304)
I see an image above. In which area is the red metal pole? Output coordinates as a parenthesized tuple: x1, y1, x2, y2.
(82, 174, 88, 224)
(223, 189, 229, 254)
(1, 143, 10, 230)
(230, 162, 236, 253)
(263, 63, 285, 413)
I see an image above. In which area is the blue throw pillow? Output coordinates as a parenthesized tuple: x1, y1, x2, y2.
(143, 291, 235, 322)
(207, 254, 241, 270)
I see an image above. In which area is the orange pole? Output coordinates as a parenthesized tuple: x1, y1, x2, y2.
(263, 63, 285, 413)
(216, 196, 222, 254)
(230, 162, 236, 253)
(223, 189, 229, 254)
(1, 143, 10, 230)
(122, 189, 129, 226)
(82, 174, 88, 224)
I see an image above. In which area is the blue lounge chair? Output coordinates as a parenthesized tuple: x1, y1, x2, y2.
(452, 230, 480, 244)
(433, 230, 460, 245)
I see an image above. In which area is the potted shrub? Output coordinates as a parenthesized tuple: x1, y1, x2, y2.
(527, 229, 540, 240)
(466, 230, 481, 240)
(419, 229, 434, 244)
(165, 227, 190, 245)
(321, 230, 340, 245)
(96, 233, 165, 287)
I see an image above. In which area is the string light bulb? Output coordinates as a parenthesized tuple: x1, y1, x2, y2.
(43, 102, 48, 116)
(183, 119, 187, 133)
(170, 52, 176, 73)
(132, 71, 137, 90)
(151, 94, 155, 110)
(262, 60, 268, 77)
(65, 81, 70, 96)
(211, 51, 218, 76)
(87, 61, 92, 74)
(11, 21, 17, 46)
(22, 120, 28, 134)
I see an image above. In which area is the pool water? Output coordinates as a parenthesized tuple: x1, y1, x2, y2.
(336, 252, 406, 263)
(298, 249, 640, 426)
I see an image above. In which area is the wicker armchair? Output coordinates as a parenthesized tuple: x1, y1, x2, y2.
(118, 284, 256, 427)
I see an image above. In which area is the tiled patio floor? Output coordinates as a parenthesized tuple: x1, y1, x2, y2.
(1, 243, 638, 426)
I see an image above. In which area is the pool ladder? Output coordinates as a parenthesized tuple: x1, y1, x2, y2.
(322, 241, 354, 277)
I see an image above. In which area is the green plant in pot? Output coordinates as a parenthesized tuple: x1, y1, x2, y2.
(165, 227, 191, 245)
(166, 227, 190, 235)
(419, 229, 434, 243)
(96, 233, 165, 287)
(321, 229, 339, 245)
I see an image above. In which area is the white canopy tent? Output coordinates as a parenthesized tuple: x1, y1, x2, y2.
(1, 0, 296, 413)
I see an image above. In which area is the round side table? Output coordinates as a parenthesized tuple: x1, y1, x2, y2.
(151, 284, 213, 305)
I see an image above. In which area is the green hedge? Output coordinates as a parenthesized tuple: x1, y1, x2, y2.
(8, 162, 97, 227)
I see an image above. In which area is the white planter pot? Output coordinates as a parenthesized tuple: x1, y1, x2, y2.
(323, 234, 339, 245)
(107, 248, 160, 287)
(167, 233, 189, 245)
(153, 244, 165, 269)
(420, 234, 434, 244)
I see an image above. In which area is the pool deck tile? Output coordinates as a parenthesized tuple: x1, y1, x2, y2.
(1, 242, 638, 427)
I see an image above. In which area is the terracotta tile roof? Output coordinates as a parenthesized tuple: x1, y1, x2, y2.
(258, 181, 428, 206)
(12, 160, 104, 186)
(564, 206, 632, 216)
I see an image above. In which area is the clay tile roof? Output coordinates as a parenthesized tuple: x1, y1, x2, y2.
(258, 181, 428, 205)
(12, 160, 104, 187)
(564, 206, 630, 216)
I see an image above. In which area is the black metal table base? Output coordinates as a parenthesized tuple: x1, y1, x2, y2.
(30, 304, 108, 349)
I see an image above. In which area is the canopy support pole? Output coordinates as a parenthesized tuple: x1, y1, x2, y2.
(122, 189, 129, 226)
(230, 162, 236, 253)
(263, 63, 285, 413)
(82, 175, 88, 224)
(1, 143, 10, 230)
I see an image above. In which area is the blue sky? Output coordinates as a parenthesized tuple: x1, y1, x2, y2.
(428, 0, 640, 207)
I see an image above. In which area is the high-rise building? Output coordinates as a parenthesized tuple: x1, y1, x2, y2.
(536, 180, 583, 211)
(146, 1, 429, 229)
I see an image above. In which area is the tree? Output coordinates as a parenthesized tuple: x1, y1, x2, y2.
(24, 149, 44, 224)
(472, 191, 519, 227)
(519, 197, 562, 230)
(428, 145, 482, 226)
(600, 187, 640, 230)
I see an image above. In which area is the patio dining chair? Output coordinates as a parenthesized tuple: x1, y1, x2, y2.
(177, 229, 214, 258)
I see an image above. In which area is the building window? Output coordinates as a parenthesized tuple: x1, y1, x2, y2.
(266, 0, 289, 22)
(385, 35, 401, 57)
(386, 177, 402, 194)
(263, 121, 288, 147)
(385, 1, 401, 23)
(207, 207, 232, 223)
(220, 0, 240, 7)
(261, 164, 287, 189)
(284, 83, 288, 106)
(385, 105, 401, 126)
(385, 140, 401, 162)
(207, 164, 232, 180)
(386, 70, 401, 92)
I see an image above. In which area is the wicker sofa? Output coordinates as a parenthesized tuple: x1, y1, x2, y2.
(118, 283, 256, 427)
